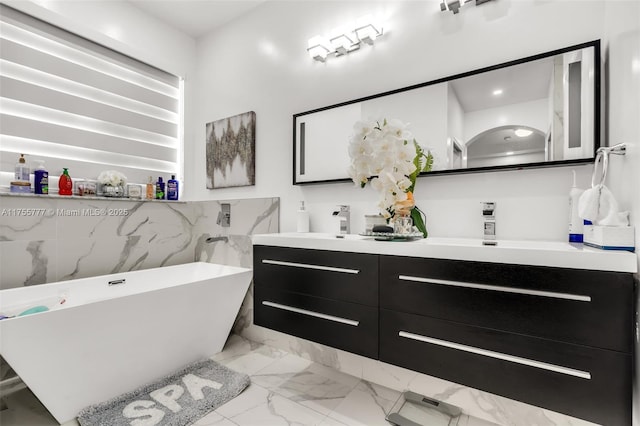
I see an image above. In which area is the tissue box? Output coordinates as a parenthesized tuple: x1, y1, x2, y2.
(583, 225, 635, 252)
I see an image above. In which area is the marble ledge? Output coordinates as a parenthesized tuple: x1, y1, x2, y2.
(0, 192, 186, 203)
(252, 232, 638, 273)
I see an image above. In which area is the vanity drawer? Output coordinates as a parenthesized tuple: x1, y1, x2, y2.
(379, 309, 632, 426)
(254, 286, 378, 358)
(380, 255, 634, 352)
(254, 245, 378, 306)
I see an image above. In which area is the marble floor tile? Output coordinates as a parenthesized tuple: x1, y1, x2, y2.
(193, 410, 239, 426)
(215, 383, 272, 419)
(0, 387, 78, 426)
(212, 335, 288, 376)
(250, 353, 314, 390)
(268, 359, 361, 416)
(225, 390, 328, 426)
(212, 334, 287, 365)
(326, 380, 402, 426)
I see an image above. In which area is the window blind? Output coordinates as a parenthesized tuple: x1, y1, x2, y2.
(0, 4, 181, 190)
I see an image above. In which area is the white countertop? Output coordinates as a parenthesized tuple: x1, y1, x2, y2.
(252, 233, 638, 273)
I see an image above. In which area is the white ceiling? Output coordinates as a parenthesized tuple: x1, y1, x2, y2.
(126, 0, 267, 39)
(451, 56, 554, 112)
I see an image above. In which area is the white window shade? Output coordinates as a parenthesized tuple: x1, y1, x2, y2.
(0, 4, 181, 189)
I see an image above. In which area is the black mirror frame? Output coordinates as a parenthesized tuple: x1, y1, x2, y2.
(292, 39, 600, 186)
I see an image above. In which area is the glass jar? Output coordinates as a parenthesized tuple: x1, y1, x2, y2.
(102, 184, 125, 197)
(392, 213, 413, 235)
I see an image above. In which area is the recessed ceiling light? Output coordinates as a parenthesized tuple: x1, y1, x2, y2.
(505, 151, 514, 156)
(514, 128, 533, 137)
(492, 89, 503, 96)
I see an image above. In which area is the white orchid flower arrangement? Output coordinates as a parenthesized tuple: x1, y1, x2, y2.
(97, 170, 127, 187)
(348, 118, 433, 237)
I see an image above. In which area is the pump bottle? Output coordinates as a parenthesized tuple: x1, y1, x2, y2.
(297, 201, 310, 232)
(34, 160, 48, 194)
(15, 154, 29, 182)
(59, 168, 73, 196)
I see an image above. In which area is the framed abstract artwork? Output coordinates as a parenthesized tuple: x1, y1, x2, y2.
(206, 111, 256, 189)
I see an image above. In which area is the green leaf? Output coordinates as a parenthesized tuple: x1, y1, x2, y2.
(407, 140, 422, 193)
(411, 206, 428, 238)
(423, 151, 434, 172)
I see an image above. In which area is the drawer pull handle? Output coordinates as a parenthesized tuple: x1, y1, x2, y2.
(262, 259, 359, 274)
(398, 275, 591, 302)
(262, 301, 360, 326)
(398, 331, 591, 380)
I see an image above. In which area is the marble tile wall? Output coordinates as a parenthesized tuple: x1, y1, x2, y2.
(0, 195, 279, 289)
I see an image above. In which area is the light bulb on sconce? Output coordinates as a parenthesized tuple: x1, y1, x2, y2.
(440, 0, 494, 14)
(330, 33, 358, 56)
(354, 16, 383, 45)
(307, 16, 384, 62)
(307, 35, 331, 62)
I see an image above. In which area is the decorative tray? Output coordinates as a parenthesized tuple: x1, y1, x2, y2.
(359, 231, 424, 241)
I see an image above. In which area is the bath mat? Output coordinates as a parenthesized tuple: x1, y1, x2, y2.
(77, 359, 250, 426)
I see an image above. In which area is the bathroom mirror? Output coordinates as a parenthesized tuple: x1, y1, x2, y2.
(293, 40, 600, 184)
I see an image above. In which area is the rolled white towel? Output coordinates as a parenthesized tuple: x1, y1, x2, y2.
(598, 186, 630, 226)
(579, 185, 630, 226)
(578, 186, 601, 222)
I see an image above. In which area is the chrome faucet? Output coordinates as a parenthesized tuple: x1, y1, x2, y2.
(332, 205, 350, 234)
(482, 202, 496, 246)
(206, 235, 228, 243)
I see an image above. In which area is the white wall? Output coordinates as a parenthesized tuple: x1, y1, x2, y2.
(463, 98, 548, 143)
(192, 0, 613, 241)
(602, 2, 640, 425)
(468, 151, 544, 169)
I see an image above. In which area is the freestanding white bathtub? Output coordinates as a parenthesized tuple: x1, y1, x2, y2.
(0, 262, 252, 424)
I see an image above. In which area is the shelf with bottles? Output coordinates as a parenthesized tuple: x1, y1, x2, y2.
(0, 190, 185, 203)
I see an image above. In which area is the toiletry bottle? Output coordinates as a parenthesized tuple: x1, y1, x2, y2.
(146, 176, 154, 199)
(59, 168, 73, 196)
(155, 176, 165, 200)
(34, 160, 48, 194)
(568, 170, 585, 243)
(297, 201, 310, 232)
(15, 154, 30, 181)
(167, 175, 179, 201)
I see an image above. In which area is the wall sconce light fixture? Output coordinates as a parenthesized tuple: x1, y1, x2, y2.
(307, 17, 384, 62)
(440, 0, 493, 14)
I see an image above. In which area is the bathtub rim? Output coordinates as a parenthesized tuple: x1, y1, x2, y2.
(0, 261, 253, 321)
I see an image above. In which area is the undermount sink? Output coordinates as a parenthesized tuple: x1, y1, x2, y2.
(278, 232, 367, 240)
(277, 233, 582, 250)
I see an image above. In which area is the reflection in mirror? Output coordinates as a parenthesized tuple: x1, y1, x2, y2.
(293, 40, 599, 185)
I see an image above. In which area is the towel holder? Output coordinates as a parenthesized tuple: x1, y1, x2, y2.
(591, 143, 627, 188)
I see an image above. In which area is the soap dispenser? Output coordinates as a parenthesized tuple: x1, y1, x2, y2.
(58, 168, 73, 196)
(14, 154, 29, 182)
(297, 201, 309, 232)
(34, 160, 48, 194)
